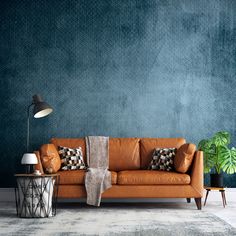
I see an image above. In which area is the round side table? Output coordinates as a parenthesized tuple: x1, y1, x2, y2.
(15, 174, 60, 218)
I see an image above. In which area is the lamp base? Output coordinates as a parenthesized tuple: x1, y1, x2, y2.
(25, 165, 33, 174)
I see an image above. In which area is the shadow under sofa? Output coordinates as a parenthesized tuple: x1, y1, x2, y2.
(35, 137, 204, 210)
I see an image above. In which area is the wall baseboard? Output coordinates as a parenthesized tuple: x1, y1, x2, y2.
(1, 188, 236, 203)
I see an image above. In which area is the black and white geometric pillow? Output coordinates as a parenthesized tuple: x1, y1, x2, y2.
(58, 146, 87, 170)
(148, 148, 176, 171)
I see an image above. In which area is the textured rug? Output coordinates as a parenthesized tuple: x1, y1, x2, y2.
(0, 202, 236, 236)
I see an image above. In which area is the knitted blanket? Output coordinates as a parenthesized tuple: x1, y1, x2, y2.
(85, 136, 111, 206)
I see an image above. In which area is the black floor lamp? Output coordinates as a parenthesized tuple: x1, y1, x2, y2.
(26, 94, 53, 152)
(21, 94, 53, 173)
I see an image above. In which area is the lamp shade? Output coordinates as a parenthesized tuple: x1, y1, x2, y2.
(21, 153, 38, 165)
(32, 94, 53, 118)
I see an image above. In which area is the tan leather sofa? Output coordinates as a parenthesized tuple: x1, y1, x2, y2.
(36, 137, 204, 210)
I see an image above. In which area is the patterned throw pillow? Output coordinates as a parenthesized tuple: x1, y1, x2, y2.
(148, 148, 176, 171)
(58, 146, 87, 170)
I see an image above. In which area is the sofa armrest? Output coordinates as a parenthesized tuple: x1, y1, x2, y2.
(190, 150, 204, 196)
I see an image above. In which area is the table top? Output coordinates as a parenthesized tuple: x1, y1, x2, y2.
(204, 186, 225, 190)
(15, 173, 59, 177)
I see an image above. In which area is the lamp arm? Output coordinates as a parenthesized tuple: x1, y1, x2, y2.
(27, 103, 34, 152)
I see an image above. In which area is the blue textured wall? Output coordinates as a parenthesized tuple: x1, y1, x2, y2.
(1, 0, 236, 187)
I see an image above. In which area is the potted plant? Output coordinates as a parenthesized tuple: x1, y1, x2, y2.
(198, 131, 236, 187)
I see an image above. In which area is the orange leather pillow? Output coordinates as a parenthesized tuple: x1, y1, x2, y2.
(40, 144, 61, 174)
(174, 143, 196, 173)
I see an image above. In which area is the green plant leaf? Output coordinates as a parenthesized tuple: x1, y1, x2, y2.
(198, 139, 215, 153)
(198, 139, 216, 173)
(198, 131, 236, 174)
(203, 153, 215, 173)
(212, 131, 230, 146)
(198, 139, 208, 150)
(219, 146, 236, 174)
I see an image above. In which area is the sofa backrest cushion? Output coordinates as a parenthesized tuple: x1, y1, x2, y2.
(51, 138, 140, 171)
(140, 138, 186, 169)
(109, 138, 140, 171)
(174, 143, 196, 173)
(51, 138, 87, 164)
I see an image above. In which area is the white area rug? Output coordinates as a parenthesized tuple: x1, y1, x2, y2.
(0, 202, 236, 235)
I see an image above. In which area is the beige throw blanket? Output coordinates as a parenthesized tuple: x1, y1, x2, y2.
(85, 136, 111, 206)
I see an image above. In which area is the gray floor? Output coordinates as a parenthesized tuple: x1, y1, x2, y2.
(0, 201, 235, 235)
(202, 201, 236, 228)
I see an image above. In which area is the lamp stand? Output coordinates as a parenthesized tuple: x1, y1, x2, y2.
(25, 165, 32, 174)
(27, 103, 33, 152)
(26, 94, 53, 152)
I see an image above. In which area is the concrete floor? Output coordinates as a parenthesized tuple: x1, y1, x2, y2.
(58, 199, 236, 228)
(0, 201, 235, 235)
(202, 201, 236, 228)
(1, 200, 235, 227)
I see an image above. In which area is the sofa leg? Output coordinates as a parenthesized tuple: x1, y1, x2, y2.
(186, 198, 191, 203)
(194, 198, 202, 210)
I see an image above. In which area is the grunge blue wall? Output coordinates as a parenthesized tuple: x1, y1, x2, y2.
(1, 0, 236, 187)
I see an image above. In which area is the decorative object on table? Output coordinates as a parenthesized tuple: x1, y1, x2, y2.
(21, 153, 38, 174)
(198, 131, 236, 187)
(26, 94, 53, 152)
(33, 169, 41, 176)
(204, 186, 227, 208)
(15, 174, 60, 218)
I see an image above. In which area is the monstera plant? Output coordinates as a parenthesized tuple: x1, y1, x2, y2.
(198, 131, 236, 187)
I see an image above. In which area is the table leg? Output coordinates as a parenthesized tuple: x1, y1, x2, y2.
(224, 191, 227, 205)
(221, 190, 227, 206)
(204, 189, 210, 206)
(220, 190, 225, 208)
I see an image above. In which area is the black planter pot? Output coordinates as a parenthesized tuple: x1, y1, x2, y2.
(210, 173, 223, 187)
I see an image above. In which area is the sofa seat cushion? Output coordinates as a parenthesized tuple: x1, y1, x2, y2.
(117, 170, 190, 185)
(59, 170, 117, 185)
